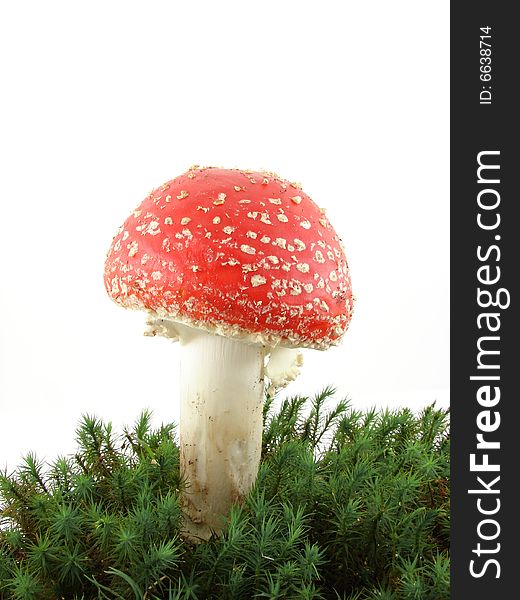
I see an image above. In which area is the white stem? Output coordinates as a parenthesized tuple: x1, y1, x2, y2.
(178, 326, 266, 540)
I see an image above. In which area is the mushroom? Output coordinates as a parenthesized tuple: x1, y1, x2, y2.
(104, 166, 354, 540)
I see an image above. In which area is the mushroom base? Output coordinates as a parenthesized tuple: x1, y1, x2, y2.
(178, 326, 266, 541)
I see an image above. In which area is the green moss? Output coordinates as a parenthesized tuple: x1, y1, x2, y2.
(1, 390, 449, 599)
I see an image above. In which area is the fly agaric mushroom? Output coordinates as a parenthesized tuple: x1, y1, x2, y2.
(104, 166, 354, 539)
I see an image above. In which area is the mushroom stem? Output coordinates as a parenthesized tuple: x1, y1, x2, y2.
(178, 326, 266, 540)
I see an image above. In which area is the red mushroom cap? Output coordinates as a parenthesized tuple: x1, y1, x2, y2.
(104, 167, 354, 349)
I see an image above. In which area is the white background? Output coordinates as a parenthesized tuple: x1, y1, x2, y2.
(0, 1, 449, 472)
